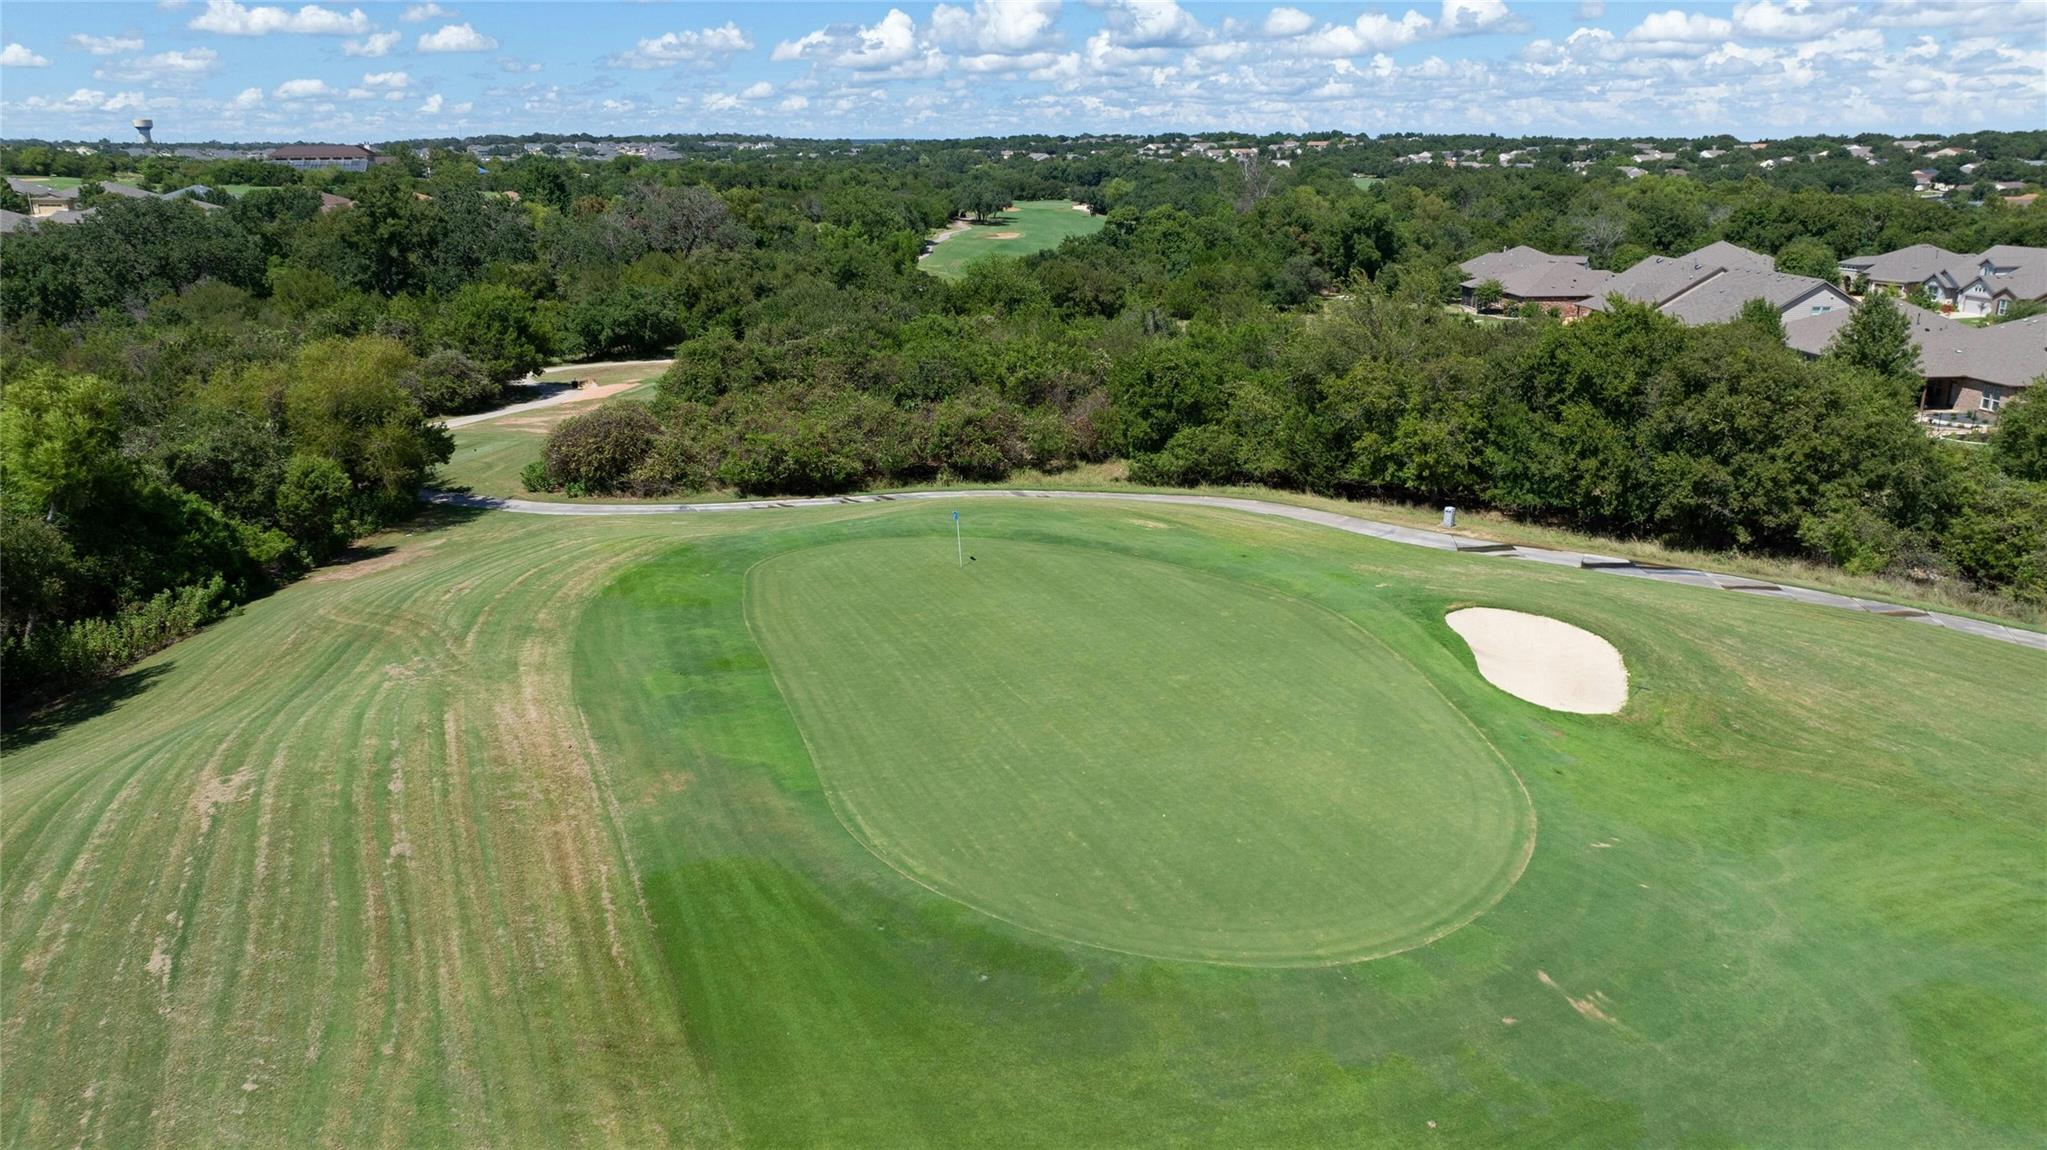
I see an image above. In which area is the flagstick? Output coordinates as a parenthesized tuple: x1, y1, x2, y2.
(955, 511, 964, 569)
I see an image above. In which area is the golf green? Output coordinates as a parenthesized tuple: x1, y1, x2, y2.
(745, 538, 1534, 965)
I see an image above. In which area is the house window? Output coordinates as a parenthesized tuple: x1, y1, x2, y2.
(1981, 391, 2003, 413)
(1810, 304, 1829, 314)
(1997, 299, 2010, 315)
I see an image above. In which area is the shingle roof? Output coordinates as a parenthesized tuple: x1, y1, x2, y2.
(1838, 243, 1973, 286)
(7, 177, 73, 201)
(268, 144, 373, 161)
(1687, 240, 1775, 273)
(0, 209, 31, 234)
(1459, 246, 1608, 300)
(1962, 245, 2047, 303)
(1593, 255, 1726, 307)
(1658, 269, 1848, 325)
(1783, 301, 2046, 389)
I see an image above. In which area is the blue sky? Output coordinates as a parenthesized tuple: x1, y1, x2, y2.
(1, 1, 2042, 142)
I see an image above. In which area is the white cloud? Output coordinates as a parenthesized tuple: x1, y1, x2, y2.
(225, 85, 263, 109)
(0, 43, 50, 67)
(95, 47, 222, 82)
(1625, 9, 1733, 42)
(739, 80, 775, 99)
(417, 92, 443, 113)
(70, 33, 146, 55)
(1094, 0, 1208, 49)
(274, 77, 335, 98)
(17, 86, 148, 112)
(1293, 1, 1520, 59)
(1733, 0, 1854, 39)
(773, 8, 945, 77)
(343, 30, 400, 56)
(359, 69, 409, 88)
(930, 0, 1062, 53)
(1575, 0, 1606, 17)
(499, 56, 542, 72)
(1261, 7, 1315, 37)
(188, 1, 372, 36)
(1869, 1, 2010, 28)
(778, 94, 810, 111)
(401, 2, 452, 21)
(416, 22, 496, 52)
(702, 92, 743, 111)
(611, 22, 752, 69)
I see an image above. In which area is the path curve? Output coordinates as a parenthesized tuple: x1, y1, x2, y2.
(442, 359, 674, 429)
(421, 488, 2047, 652)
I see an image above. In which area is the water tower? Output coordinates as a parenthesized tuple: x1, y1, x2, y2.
(133, 118, 154, 146)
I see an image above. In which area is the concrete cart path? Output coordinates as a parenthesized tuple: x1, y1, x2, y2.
(422, 487, 2047, 652)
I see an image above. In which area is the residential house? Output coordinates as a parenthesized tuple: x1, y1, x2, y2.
(1785, 302, 2045, 423)
(1585, 241, 1850, 326)
(8, 178, 76, 218)
(1457, 246, 1612, 317)
(268, 143, 376, 171)
(1838, 244, 2047, 317)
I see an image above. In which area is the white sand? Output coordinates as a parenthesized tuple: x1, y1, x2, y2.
(1445, 608, 1628, 714)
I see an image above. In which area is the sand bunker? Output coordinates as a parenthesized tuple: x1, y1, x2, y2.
(1446, 608, 1628, 714)
(990, 231, 1022, 240)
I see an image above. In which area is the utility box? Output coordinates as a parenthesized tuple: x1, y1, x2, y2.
(1441, 506, 1457, 528)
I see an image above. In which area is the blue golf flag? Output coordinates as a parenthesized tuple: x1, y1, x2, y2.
(953, 511, 960, 521)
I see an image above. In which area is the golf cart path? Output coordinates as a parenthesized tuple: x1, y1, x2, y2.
(422, 488, 2047, 652)
(442, 358, 674, 429)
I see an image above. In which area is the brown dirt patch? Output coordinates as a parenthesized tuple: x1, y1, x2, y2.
(989, 231, 1022, 240)
(1538, 970, 1618, 1025)
(307, 549, 421, 584)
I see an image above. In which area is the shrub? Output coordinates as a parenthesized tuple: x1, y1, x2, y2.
(541, 400, 660, 494)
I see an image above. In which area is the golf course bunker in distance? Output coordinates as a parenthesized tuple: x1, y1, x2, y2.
(1446, 608, 1628, 715)
(746, 538, 1535, 966)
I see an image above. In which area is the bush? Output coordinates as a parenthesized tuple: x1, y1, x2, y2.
(1, 577, 228, 699)
(406, 349, 502, 416)
(541, 400, 660, 494)
(520, 459, 556, 493)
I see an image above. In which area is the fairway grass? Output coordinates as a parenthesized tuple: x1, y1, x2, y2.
(918, 200, 1105, 279)
(6, 500, 2045, 1146)
(747, 538, 1532, 965)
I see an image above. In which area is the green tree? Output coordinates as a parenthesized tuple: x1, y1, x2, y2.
(1990, 386, 2047, 481)
(0, 366, 126, 521)
(1774, 236, 1836, 282)
(433, 282, 553, 381)
(1472, 279, 1504, 312)
(1826, 292, 1921, 381)
(274, 454, 353, 562)
(1734, 297, 1786, 340)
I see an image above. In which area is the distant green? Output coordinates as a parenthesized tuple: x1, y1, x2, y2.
(918, 199, 1105, 279)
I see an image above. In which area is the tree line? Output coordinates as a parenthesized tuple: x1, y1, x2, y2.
(4, 134, 2044, 707)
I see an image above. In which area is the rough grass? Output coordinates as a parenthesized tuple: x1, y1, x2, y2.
(917, 200, 1104, 280)
(9, 499, 2040, 1146)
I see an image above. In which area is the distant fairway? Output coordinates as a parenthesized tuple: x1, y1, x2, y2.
(7, 500, 2045, 1146)
(747, 538, 1531, 964)
(918, 200, 1104, 279)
